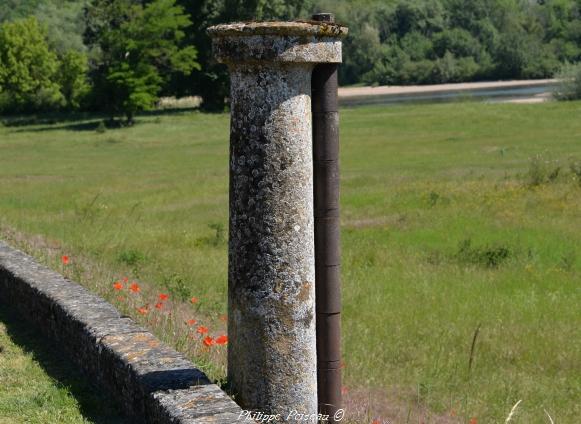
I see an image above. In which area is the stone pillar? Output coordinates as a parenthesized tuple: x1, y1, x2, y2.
(208, 22, 347, 420)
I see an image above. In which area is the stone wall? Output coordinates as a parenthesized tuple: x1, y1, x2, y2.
(0, 240, 253, 423)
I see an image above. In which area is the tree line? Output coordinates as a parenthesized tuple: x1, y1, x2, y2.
(0, 0, 580, 120)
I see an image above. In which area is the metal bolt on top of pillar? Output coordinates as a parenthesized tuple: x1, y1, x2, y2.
(208, 20, 347, 422)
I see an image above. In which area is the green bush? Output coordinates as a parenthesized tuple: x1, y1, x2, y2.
(456, 238, 512, 268)
(527, 154, 561, 187)
(554, 63, 581, 101)
(570, 160, 581, 187)
(117, 249, 146, 266)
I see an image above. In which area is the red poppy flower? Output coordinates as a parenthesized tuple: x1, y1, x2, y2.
(155, 302, 163, 310)
(372, 420, 381, 424)
(215, 335, 228, 345)
(203, 336, 214, 347)
(122, 277, 129, 283)
(186, 319, 197, 326)
(469, 418, 478, 424)
(137, 306, 148, 315)
(196, 326, 208, 334)
(61, 255, 69, 265)
(190, 297, 198, 304)
(158, 293, 169, 301)
(129, 282, 140, 293)
(113, 282, 123, 291)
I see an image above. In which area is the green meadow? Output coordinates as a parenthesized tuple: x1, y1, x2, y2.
(0, 101, 580, 423)
(0, 307, 123, 423)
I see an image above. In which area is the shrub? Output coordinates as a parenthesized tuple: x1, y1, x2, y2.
(162, 273, 190, 301)
(195, 222, 226, 247)
(117, 249, 145, 266)
(456, 238, 511, 268)
(95, 121, 107, 134)
(570, 160, 581, 187)
(553, 63, 581, 101)
(527, 155, 561, 187)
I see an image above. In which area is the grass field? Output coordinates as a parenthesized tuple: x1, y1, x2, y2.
(0, 101, 580, 423)
(0, 306, 123, 423)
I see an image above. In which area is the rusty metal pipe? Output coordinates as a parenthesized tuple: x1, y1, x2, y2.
(312, 12, 342, 421)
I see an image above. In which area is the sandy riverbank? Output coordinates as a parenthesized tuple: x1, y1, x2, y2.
(338, 79, 557, 98)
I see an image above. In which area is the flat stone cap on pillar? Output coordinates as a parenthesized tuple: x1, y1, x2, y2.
(207, 21, 348, 65)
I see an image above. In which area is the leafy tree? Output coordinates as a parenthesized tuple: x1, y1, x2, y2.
(400, 31, 433, 61)
(400, 58, 434, 83)
(0, 0, 41, 23)
(394, 0, 445, 37)
(35, 0, 87, 54)
(5, 0, 581, 110)
(433, 28, 482, 59)
(494, 29, 533, 78)
(431, 51, 458, 83)
(58, 50, 90, 109)
(221, 0, 313, 21)
(175, 0, 313, 111)
(169, 0, 228, 111)
(348, 23, 383, 79)
(444, 0, 498, 31)
(105, 62, 162, 122)
(0, 17, 63, 112)
(85, 0, 199, 123)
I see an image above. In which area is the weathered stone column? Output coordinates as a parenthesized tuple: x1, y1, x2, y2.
(208, 22, 347, 420)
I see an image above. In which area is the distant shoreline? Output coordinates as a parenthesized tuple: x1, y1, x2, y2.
(339, 79, 557, 98)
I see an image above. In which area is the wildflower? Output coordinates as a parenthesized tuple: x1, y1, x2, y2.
(341, 386, 348, 395)
(203, 336, 214, 347)
(372, 420, 381, 424)
(219, 315, 227, 322)
(113, 281, 123, 291)
(122, 277, 129, 283)
(186, 319, 197, 326)
(155, 302, 164, 310)
(190, 296, 198, 304)
(469, 418, 478, 424)
(61, 255, 69, 265)
(158, 293, 169, 301)
(137, 306, 148, 315)
(196, 326, 208, 335)
(129, 282, 140, 293)
(215, 335, 228, 345)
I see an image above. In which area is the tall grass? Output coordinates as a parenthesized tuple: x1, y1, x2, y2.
(1, 102, 580, 422)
